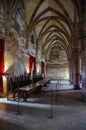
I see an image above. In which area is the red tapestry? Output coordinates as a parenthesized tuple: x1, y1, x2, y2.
(29, 55, 36, 73)
(0, 39, 4, 93)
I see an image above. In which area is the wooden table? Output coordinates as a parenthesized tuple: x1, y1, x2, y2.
(13, 78, 51, 101)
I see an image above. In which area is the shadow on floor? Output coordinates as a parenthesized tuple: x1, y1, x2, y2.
(0, 119, 26, 130)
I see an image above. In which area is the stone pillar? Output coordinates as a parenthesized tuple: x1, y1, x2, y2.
(81, 37, 86, 94)
(69, 55, 74, 84)
(79, 0, 86, 96)
(73, 49, 80, 89)
(68, 60, 71, 82)
(72, 1, 80, 89)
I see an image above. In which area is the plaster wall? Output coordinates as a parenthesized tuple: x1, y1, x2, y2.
(4, 36, 29, 77)
(46, 65, 69, 79)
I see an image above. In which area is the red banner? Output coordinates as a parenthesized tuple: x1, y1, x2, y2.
(41, 62, 45, 78)
(29, 55, 36, 73)
(0, 39, 4, 93)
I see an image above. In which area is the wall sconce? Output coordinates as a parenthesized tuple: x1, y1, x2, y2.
(5, 64, 8, 72)
(26, 66, 29, 73)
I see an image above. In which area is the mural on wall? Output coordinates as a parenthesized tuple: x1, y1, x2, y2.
(4, 9, 27, 77)
(13, 60, 26, 77)
(5, 36, 27, 77)
(4, 36, 18, 73)
(28, 31, 36, 57)
(2, 0, 28, 77)
(37, 45, 42, 61)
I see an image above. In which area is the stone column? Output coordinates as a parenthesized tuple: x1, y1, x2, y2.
(80, 36, 86, 94)
(73, 49, 80, 89)
(72, 1, 80, 89)
(68, 55, 74, 84)
(68, 59, 71, 82)
(79, 0, 86, 96)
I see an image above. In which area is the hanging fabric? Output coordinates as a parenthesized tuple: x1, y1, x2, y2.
(29, 55, 36, 73)
(30, 62, 34, 80)
(29, 55, 36, 80)
(0, 38, 4, 93)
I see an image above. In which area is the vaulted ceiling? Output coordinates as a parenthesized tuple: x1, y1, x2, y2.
(0, 0, 81, 65)
(24, 0, 80, 65)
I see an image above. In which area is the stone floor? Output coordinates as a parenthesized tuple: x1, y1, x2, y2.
(0, 80, 86, 130)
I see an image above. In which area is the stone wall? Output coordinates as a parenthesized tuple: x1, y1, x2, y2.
(4, 36, 28, 77)
(46, 64, 69, 80)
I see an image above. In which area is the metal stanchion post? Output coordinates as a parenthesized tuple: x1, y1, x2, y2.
(54, 81, 58, 101)
(15, 85, 21, 115)
(58, 79, 60, 96)
(60, 78, 61, 85)
(48, 89, 54, 119)
(58, 79, 59, 89)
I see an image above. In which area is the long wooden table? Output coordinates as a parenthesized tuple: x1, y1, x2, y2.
(13, 78, 50, 101)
